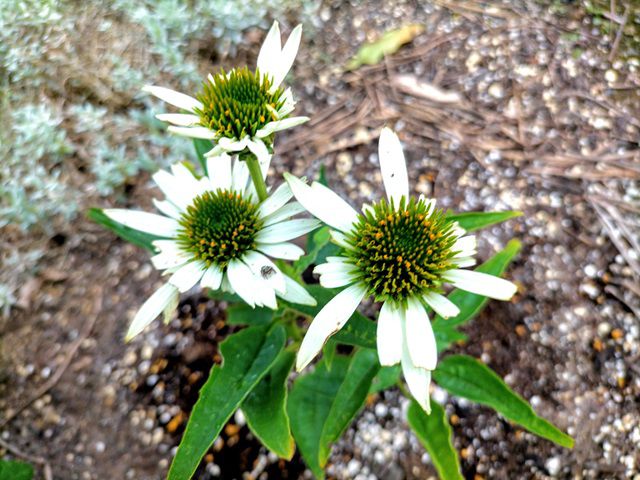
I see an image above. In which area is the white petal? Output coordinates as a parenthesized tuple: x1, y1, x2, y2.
(277, 275, 317, 306)
(126, 283, 179, 341)
(257, 242, 304, 260)
(319, 271, 357, 289)
(277, 88, 296, 116)
(453, 235, 477, 257)
(256, 116, 309, 138)
(257, 21, 282, 81)
(262, 202, 306, 226)
(231, 156, 251, 193)
(153, 198, 182, 219)
(242, 250, 286, 294)
(445, 269, 518, 301)
(150, 245, 191, 270)
(378, 127, 409, 205)
(226, 259, 260, 307)
(452, 256, 476, 268)
(296, 283, 367, 371)
(405, 298, 437, 370)
(142, 85, 202, 112)
(156, 113, 201, 126)
(271, 24, 302, 90)
(103, 209, 179, 237)
(168, 126, 216, 139)
(170, 163, 200, 192)
(246, 140, 272, 178)
(168, 261, 206, 292)
(152, 170, 195, 209)
(284, 173, 359, 233)
(377, 302, 403, 366)
(201, 264, 223, 290)
(313, 261, 354, 275)
(423, 292, 460, 319)
(215, 136, 249, 154)
(258, 182, 293, 218)
(255, 218, 320, 244)
(330, 230, 352, 249)
(401, 346, 432, 414)
(205, 153, 233, 191)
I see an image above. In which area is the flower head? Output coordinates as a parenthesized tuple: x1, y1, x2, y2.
(143, 21, 307, 170)
(105, 154, 319, 341)
(284, 128, 518, 412)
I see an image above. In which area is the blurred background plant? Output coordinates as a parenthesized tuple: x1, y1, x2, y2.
(0, 0, 320, 316)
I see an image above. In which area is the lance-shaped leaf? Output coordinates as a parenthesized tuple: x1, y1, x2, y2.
(318, 349, 379, 466)
(288, 356, 350, 479)
(346, 24, 425, 70)
(242, 350, 296, 459)
(226, 304, 275, 326)
(87, 207, 161, 251)
(446, 211, 522, 232)
(433, 355, 574, 448)
(433, 240, 521, 333)
(295, 227, 341, 276)
(369, 364, 401, 394)
(0, 460, 34, 480)
(168, 325, 286, 479)
(192, 138, 213, 174)
(408, 400, 463, 480)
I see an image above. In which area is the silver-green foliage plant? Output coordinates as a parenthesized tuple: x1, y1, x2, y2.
(93, 21, 574, 479)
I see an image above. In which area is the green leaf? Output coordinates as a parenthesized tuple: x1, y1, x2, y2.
(318, 349, 379, 466)
(433, 355, 574, 448)
(317, 163, 329, 187)
(446, 211, 522, 233)
(168, 325, 286, 479)
(242, 350, 296, 459)
(369, 364, 401, 394)
(435, 328, 468, 353)
(286, 285, 377, 350)
(0, 460, 34, 480)
(295, 227, 340, 276)
(192, 138, 213, 174)
(226, 304, 274, 326)
(322, 339, 338, 371)
(407, 400, 463, 480)
(288, 356, 350, 479)
(346, 24, 425, 70)
(433, 239, 521, 334)
(87, 207, 161, 251)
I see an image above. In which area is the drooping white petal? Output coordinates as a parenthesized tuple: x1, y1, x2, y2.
(330, 230, 352, 250)
(277, 275, 317, 306)
(153, 198, 182, 219)
(155, 113, 201, 126)
(283, 173, 359, 233)
(256, 242, 304, 260)
(253, 279, 278, 309)
(452, 256, 476, 268)
(200, 264, 223, 290)
(445, 269, 518, 301)
(170, 163, 201, 193)
(213, 136, 249, 154)
(168, 261, 206, 292)
(423, 292, 460, 319)
(318, 271, 358, 289)
(255, 218, 320, 244)
(103, 209, 179, 237)
(256, 116, 309, 138)
(150, 249, 190, 271)
(142, 85, 202, 112)
(378, 127, 409, 205)
(167, 126, 217, 139)
(206, 153, 233, 191)
(271, 24, 302, 90)
(242, 250, 286, 294)
(226, 259, 260, 307)
(405, 298, 437, 370)
(257, 21, 282, 81)
(296, 283, 367, 371)
(401, 345, 432, 414)
(126, 283, 179, 341)
(152, 170, 194, 210)
(261, 202, 306, 226)
(278, 88, 296, 116)
(258, 182, 293, 218)
(453, 235, 477, 257)
(377, 302, 403, 366)
(246, 140, 272, 179)
(231, 156, 251, 193)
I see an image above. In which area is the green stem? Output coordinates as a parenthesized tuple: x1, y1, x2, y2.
(396, 380, 411, 398)
(245, 154, 268, 202)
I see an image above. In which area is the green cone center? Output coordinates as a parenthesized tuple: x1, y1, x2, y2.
(177, 189, 262, 268)
(344, 197, 458, 303)
(194, 67, 286, 140)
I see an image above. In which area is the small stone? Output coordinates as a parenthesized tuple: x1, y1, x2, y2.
(605, 69, 618, 83)
(546, 456, 561, 476)
(488, 83, 504, 99)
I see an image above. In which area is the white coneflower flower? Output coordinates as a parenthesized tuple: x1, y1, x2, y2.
(105, 154, 319, 341)
(284, 128, 517, 412)
(142, 21, 307, 169)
